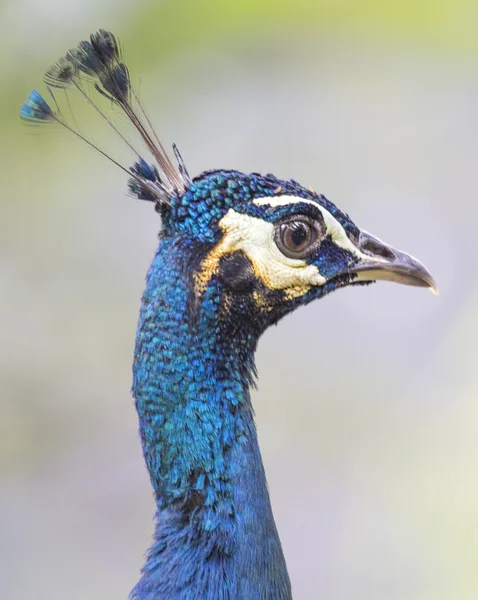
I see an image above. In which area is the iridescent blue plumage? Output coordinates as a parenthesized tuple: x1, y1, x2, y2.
(20, 90, 54, 123)
(21, 30, 437, 600)
(132, 235, 291, 598)
(166, 170, 359, 241)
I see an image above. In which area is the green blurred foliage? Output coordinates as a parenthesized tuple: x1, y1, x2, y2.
(2, 0, 478, 137)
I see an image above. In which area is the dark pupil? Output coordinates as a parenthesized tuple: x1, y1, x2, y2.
(284, 222, 311, 251)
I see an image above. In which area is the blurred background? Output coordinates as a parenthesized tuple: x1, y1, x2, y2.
(1, 1, 477, 599)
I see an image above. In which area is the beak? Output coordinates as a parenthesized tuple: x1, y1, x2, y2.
(348, 231, 438, 295)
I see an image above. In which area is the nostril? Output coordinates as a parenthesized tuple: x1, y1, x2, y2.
(359, 236, 395, 260)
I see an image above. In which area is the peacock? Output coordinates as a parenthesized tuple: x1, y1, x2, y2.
(21, 30, 437, 600)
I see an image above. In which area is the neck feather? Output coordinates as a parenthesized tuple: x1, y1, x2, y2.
(131, 236, 291, 600)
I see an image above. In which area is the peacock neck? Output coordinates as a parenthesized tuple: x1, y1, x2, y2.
(131, 236, 292, 600)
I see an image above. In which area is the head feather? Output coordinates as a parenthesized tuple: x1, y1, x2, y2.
(20, 30, 189, 210)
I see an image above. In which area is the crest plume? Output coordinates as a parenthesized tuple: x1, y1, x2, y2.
(20, 29, 188, 209)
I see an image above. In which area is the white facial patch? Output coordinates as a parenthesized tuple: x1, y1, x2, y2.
(196, 208, 325, 298)
(253, 195, 378, 263)
(197, 195, 387, 300)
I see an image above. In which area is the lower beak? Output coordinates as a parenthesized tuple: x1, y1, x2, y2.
(348, 231, 438, 295)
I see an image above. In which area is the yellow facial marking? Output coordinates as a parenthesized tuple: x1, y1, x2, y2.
(195, 208, 325, 296)
(284, 285, 312, 300)
(252, 290, 274, 311)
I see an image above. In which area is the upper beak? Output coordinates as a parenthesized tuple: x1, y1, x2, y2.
(348, 231, 438, 295)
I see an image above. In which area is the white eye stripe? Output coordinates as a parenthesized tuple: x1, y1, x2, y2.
(253, 195, 378, 262)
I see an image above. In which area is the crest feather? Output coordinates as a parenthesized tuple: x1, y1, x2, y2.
(20, 30, 189, 210)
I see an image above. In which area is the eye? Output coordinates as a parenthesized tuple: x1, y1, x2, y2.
(274, 217, 323, 259)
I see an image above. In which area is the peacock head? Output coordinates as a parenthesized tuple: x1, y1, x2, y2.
(20, 29, 436, 334)
(148, 167, 437, 331)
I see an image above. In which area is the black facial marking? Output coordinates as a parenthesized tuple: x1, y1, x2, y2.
(218, 251, 256, 292)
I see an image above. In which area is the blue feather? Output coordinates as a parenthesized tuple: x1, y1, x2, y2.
(20, 90, 54, 123)
(131, 237, 291, 599)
